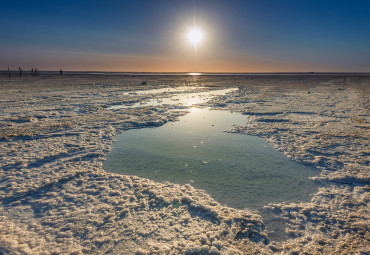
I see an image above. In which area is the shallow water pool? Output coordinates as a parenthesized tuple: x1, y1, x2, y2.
(108, 88, 237, 109)
(104, 108, 319, 209)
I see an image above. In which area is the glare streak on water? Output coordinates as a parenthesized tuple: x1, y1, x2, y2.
(122, 86, 205, 95)
(104, 108, 319, 210)
(108, 88, 237, 109)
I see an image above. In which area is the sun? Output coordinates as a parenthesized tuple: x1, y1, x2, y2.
(187, 28, 203, 46)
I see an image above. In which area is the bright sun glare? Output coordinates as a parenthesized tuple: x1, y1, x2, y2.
(187, 28, 203, 46)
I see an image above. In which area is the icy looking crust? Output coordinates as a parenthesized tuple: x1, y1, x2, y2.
(0, 74, 369, 254)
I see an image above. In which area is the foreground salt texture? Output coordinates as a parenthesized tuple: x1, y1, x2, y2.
(0, 74, 368, 254)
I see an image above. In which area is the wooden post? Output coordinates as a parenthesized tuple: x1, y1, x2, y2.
(8, 67, 11, 78)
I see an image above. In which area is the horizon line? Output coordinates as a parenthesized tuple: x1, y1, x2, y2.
(1, 70, 370, 75)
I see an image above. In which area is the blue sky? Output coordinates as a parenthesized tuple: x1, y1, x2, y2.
(1, 0, 370, 72)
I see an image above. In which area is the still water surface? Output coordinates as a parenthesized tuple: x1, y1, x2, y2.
(108, 88, 237, 109)
(104, 108, 319, 209)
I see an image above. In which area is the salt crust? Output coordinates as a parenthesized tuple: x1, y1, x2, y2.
(0, 74, 368, 254)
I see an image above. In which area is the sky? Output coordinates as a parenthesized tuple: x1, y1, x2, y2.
(1, 0, 370, 72)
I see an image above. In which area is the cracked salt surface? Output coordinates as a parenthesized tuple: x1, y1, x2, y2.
(1, 75, 368, 254)
(104, 108, 319, 210)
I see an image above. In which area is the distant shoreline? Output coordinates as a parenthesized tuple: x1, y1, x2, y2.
(1, 70, 370, 76)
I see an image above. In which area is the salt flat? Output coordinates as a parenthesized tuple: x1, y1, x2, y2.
(0, 74, 369, 254)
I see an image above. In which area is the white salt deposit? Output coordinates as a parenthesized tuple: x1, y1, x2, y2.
(0, 74, 369, 254)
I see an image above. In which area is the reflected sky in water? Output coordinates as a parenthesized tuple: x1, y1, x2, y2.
(108, 88, 237, 109)
(122, 86, 205, 96)
(104, 108, 319, 210)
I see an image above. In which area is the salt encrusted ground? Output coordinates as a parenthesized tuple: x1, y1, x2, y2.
(0, 74, 369, 254)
